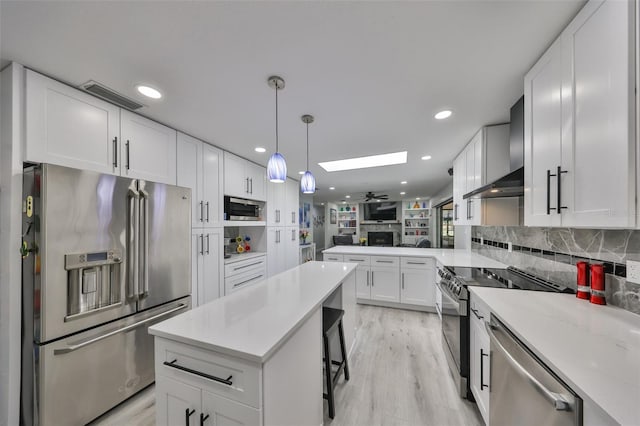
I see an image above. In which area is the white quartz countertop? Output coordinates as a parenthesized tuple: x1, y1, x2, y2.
(322, 246, 507, 269)
(149, 262, 357, 364)
(470, 287, 640, 426)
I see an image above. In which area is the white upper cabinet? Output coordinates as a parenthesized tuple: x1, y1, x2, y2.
(453, 153, 467, 225)
(223, 152, 267, 201)
(120, 110, 177, 185)
(25, 69, 177, 185)
(25, 69, 120, 175)
(266, 181, 286, 226)
(524, 39, 564, 227)
(285, 179, 300, 226)
(177, 132, 223, 228)
(525, 0, 635, 228)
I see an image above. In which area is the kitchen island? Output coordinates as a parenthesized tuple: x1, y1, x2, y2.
(149, 261, 357, 426)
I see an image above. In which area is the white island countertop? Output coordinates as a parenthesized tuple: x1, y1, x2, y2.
(470, 287, 640, 426)
(322, 246, 507, 269)
(149, 261, 357, 364)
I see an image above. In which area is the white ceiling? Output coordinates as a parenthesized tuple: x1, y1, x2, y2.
(0, 0, 584, 203)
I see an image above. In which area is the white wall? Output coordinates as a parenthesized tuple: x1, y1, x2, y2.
(0, 63, 24, 426)
(324, 202, 339, 249)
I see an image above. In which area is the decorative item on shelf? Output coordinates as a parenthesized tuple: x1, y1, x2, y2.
(340, 207, 344, 212)
(234, 235, 252, 253)
(422, 201, 426, 208)
(300, 114, 316, 194)
(413, 202, 420, 209)
(300, 229, 309, 244)
(359, 237, 367, 246)
(267, 76, 287, 183)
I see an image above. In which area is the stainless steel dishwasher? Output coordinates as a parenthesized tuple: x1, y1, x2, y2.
(486, 315, 583, 426)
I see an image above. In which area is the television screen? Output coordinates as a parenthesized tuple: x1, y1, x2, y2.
(364, 202, 397, 221)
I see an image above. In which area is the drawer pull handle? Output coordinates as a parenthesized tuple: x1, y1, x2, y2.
(185, 408, 195, 426)
(164, 359, 233, 386)
(407, 261, 426, 265)
(233, 261, 263, 271)
(233, 274, 263, 288)
(376, 260, 394, 263)
(200, 413, 210, 426)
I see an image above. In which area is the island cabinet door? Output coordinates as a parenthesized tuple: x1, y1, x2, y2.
(354, 266, 371, 299)
(369, 266, 400, 302)
(201, 390, 261, 426)
(156, 375, 201, 426)
(400, 269, 435, 307)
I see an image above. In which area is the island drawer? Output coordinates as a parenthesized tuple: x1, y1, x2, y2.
(343, 255, 370, 265)
(370, 256, 400, 268)
(155, 338, 261, 409)
(401, 257, 435, 269)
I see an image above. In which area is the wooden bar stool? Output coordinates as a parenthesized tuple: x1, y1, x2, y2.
(322, 306, 350, 419)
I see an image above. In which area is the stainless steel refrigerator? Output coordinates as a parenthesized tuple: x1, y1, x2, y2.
(21, 164, 192, 425)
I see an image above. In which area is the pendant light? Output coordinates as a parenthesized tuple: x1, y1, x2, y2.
(267, 76, 287, 183)
(300, 114, 316, 194)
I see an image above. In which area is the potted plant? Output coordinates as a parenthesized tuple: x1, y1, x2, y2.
(300, 229, 309, 244)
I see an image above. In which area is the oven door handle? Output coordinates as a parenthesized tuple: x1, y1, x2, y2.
(53, 303, 189, 355)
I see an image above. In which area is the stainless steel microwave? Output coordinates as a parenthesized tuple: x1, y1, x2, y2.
(224, 196, 263, 221)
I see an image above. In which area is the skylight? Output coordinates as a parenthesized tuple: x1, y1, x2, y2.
(318, 151, 408, 172)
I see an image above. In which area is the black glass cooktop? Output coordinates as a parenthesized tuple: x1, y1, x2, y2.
(447, 266, 573, 293)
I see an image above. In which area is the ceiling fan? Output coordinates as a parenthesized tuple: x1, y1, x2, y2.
(362, 191, 389, 201)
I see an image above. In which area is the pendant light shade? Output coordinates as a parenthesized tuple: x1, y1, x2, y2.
(267, 76, 287, 183)
(301, 171, 316, 194)
(300, 114, 316, 194)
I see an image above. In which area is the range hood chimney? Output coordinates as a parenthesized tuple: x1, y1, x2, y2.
(463, 95, 524, 199)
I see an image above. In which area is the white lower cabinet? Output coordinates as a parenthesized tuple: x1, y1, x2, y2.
(156, 375, 201, 426)
(201, 390, 260, 426)
(192, 229, 223, 307)
(342, 255, 371, 299)
(224, 255, 267, 295)
(400, 259, 435, 307)
(369, 257, 400, 302)
(469, 295, 491, 425)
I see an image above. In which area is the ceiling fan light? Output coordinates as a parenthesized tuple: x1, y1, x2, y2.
(267, 152, 287, 183)
(300, 171, 316, 194)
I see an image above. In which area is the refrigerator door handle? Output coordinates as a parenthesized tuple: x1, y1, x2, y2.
(127, 185, 140, 300)
(53, 303, 189, 355)
(139, 187, 150, 298)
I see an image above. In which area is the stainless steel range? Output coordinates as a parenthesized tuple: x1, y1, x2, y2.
(435, 264, 572, 399)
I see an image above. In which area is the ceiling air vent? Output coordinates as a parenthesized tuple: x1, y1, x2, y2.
(80, 81, 144, 110)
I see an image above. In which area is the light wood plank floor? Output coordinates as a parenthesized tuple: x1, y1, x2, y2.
(91, 305, 482, 426)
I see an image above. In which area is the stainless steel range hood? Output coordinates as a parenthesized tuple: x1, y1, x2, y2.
(464, 96, 524, 200)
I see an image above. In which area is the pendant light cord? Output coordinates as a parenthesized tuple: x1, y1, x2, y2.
(306, 122, 309, 170)
(275, 84, 279, 153)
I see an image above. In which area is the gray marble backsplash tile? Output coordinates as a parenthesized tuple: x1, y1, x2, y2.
(472, 226, 640, 316)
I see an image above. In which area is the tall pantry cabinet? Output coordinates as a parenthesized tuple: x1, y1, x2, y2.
(177, 132, 224, 307)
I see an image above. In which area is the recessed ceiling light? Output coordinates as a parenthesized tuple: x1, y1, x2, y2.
(255, 147, 266, 153)
(434, 110, 452, 120)
(416, 197, 421, 200)
(318, 151, 407, 172)
(329, 187, 335, 190)
(400, 192, 406, 195)
(401, 181, 407, 185)
(321, 203, 325, 205)
(376, 200, 381, 202)
(421, 155, 432, 160)
(345, 195, 351, 199)
(298, 171, 305, 175)
(342, 201, 346, 204)
(490, 189, 500, 193)
(136, 85, 162, 99)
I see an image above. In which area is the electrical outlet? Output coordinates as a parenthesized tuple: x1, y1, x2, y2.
(508, 242, 513, 252)
(627, 260, 640, 284)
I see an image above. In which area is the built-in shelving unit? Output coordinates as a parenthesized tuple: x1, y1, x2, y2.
(402, 200, 430, 245)
(337, 205, 359, 240)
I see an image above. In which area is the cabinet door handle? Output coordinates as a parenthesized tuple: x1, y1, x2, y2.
(276, 209, 280, 223)
(468, 199, 473, 220)
(471, 308, 484, 320)
(199, 234, 204, 255)
(112, 137, 118, 168)
(402, 272, 405, 289)
(165, 359, 233, 386)
(292, 211, 295, 224)
(200, 413, 210, 426)
(250, 178, 253, 194)
(366, 270, 369, 286)
(185, 408, 195, 426)
(454, 204, 458, 220)
(371, 271, 374, 287)
(292, 229, 295, 241)
(556, 166, 568, 215)
(546, 169, 555, 214)
(246, 177, 250, 193)
(206, 234, 210, 255)
(200, 201, 204, 222)
(205, 202, 210, 222)
(480, 348, 489, 390)
(125, 140, 130, 170)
